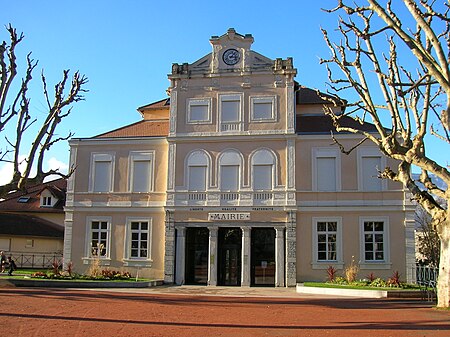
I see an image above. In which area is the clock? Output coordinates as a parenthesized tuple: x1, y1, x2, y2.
(222, 48, 240, 65)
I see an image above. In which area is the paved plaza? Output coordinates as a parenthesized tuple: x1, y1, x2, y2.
(1, 286, 449, 336)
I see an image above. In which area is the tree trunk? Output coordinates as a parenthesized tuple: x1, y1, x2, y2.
(437, 219, 450, 308)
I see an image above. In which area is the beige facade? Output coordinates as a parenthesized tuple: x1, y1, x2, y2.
(65, 29, 415, 285)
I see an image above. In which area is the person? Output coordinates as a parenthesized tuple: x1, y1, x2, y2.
(0, 251, 6, 273)
(7, 256, 16, 276)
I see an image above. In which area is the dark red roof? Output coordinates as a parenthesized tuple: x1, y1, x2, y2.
(296, 87, 345, 106)
(296, 115, 379, 134)
(0, 213, 63, 238)
(0, 178, 66, 213)
(137, 98, 170, 111)
(94, 120, 169, 138)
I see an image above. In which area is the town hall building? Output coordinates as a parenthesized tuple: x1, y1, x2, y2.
(63, 29, 416, 286)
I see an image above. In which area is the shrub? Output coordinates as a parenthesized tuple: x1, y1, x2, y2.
(387, 271, 401, 288)
(370, 278, 387, 287)
(326, 266, 338, 282)
(344, 256, 359, 283)
(367, 272, 376, 282)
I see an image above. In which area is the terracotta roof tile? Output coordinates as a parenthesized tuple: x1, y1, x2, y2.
(137, 98, 170, 111)
(94, 120, 169, 138)
(0, 178, 66, 213)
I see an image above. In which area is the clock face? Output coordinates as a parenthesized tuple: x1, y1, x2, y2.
(222, 48, 240, 65)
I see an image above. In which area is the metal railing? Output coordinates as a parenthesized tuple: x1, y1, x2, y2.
(416, 264, 438, 301)
(6, 252, 63, 269)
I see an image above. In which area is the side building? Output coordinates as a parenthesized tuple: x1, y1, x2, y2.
(64, 29, 415, 285)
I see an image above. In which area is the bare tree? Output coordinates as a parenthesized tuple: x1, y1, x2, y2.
(416, 205, 441, 266)
(320, 1, 450, 307)
(0, 24, 87, 198)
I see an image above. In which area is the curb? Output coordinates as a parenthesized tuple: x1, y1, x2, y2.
(3, 278, 164, 288)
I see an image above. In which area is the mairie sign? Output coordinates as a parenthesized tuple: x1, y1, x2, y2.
(208, 213, 250, 221)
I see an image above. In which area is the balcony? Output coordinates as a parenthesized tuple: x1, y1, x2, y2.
(220, 122, 241, 132)
(167, 190, 295, 207)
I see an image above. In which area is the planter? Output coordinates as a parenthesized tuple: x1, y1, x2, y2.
(4, 278, 163, 288)
(296, 283, 422, 298)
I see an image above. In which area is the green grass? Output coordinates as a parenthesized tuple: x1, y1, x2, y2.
(303, 282, 421, 291)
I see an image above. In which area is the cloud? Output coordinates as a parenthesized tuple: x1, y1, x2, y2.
(47, 157, 69, 174)
(0, 156, 68, 186)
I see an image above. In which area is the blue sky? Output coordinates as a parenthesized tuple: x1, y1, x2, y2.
(0, 1, 448, 181)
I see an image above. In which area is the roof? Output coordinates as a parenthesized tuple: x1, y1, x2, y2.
(296, 86, 346, 106)
(137, 98, 170, 112)
(0, 213, 63, 238)
(94, 120, 169, 138)
(0, 178, 66, 213)
(296, 115, 379, 134)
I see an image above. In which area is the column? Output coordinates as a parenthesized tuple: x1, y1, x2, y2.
(175, 226, 186, 285)
(286, 210, 297, 286)
(241, 226, 251, 286)
(208, 227, 218, 286)
(275, 227, 285, 287)
(164, 210, 176, 283)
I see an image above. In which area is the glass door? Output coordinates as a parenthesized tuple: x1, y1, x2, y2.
(185, 227, 209, 285)
(251, 228, 276, 286)
(218, 228, 242, 286)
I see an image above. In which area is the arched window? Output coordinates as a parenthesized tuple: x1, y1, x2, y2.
(251, 149, 276, 190)
(186, 150, 210, 191)
(218, 150, 242, 191)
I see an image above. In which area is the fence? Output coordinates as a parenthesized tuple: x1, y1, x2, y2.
(416, 264, 438, 301)
(8, 252, 63, 269)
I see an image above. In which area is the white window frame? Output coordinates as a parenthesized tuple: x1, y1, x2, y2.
(219, 93, 243, 132)
(250, 95, 277, 122)
(128, 151, 155, 193)
(40, 190, 55, 207)
(185, 150, 211, 191)
(357, 147, 387, 191)
(89, 153, 115, 193)
(218, 150, 243, 192)
(186, 97, 212, 124)
(312, 217, 343, 269)
(123, 217, 153, 267)
(83, 216, 112, 265)
(359, 216, 391, 269)
(312, 147, 341, 192)
(250, 149, 277, 190)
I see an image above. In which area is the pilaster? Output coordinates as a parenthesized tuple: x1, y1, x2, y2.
(275, 227, 285, 287)
(208, 227, 218, 286)
(175, 226, 186, 285)
(164, 211, 176, 283)
(241, 226, 251, 286)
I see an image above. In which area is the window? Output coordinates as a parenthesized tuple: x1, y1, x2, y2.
(17, 197, 30, 203)
(220, 94, 242, 131)
(359, 217, 390, 269)
(312, 148, 341, 191)
(317, 222, 337, 261)
(186, 150, 210, 191)
(90, 153, 114, 192)
(251, 149, 276, 190)
(187, 98, 211, 123)
(25, 239, 34, 248)
(250, 96, 276, 121)
(129, 152, 154, 192)
(358, 148, 386, 191)
(312, 217, 343, 269)
(218, 151, 242, 191)
(124, 218, 152, 266)
(42, 196, 52, 206)
(86, 217, 111, 258)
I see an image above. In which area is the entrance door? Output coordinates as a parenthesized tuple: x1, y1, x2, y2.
(218, 228, 242, 286)
(185, 227, 209, 285)
(251, 228, 276, 286)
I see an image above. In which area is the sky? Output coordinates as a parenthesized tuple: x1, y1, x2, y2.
(0, 0, 448, 183)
